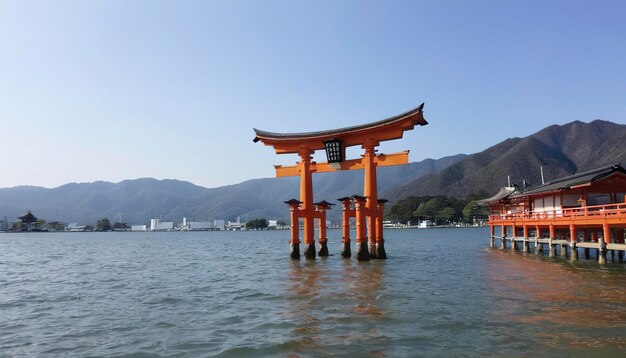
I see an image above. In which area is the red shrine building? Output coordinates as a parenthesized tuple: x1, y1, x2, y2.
(479, 164, 626, 264)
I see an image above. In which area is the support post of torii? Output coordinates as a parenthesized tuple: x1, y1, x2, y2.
(253, 103, 428, 259)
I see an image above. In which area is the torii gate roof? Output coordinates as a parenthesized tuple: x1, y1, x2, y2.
(253, 103, 427, 154)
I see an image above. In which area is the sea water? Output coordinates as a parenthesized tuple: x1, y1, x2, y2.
(1, 228, 625, 357)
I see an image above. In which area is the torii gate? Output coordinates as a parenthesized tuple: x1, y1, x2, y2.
(253, 103, 428, 260)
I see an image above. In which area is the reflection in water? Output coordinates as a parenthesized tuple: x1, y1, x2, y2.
(283, 258, 387, 357)
(485, 249, 626, 351)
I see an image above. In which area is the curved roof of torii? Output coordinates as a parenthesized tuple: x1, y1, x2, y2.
(253, 103, 427, 154)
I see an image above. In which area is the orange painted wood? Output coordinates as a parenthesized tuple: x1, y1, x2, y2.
(274, 151, 409, 177)
(254, 105, 426, 154)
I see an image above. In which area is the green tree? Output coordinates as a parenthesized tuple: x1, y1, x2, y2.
(95, 218, 112, 232)
(113, 222, 129, 231)
(438, 207, 458, 222)
(387, 196, 424, 224)
(245, 218, 268, 230)
(11, 222, 25, 232)
(415, 197, 444, 219)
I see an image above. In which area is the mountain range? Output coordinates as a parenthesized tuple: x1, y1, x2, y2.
(385, 119, 626, 201)
(1, 119, 625, 225)
(0, 155, 466, 225)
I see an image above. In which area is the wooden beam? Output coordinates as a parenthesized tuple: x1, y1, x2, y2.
(275, 151, 409, 177)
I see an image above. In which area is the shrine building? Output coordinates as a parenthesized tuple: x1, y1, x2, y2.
(479, 164, 626, 264)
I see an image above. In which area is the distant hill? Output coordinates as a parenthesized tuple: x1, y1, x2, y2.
(385, 120, 626, 201)
(0, 154, 465, 225)
(4, 119, 623, 226)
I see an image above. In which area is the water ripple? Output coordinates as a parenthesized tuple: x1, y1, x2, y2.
(1, 229, 625, 356)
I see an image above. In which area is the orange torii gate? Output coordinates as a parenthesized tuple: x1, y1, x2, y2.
(253, 103, 428, 260)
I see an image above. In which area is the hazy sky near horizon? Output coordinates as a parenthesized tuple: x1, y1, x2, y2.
(1, 0, 626, 189)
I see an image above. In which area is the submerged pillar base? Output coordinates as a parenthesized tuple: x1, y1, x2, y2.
(584, 248, 590, 260)
(356, 241, 370, 261)
(490, 236, 496, 248)
(523, 240, 530, 253)
(500, 237, 506, 250)
(304, 243, 316, 260)
(570, 242, 578, 261)
(511, 239, 517, 252)
(560, 244, 568, 258)
(376, 241, 387, 259)
(549, 241, 556, 257)
(341, 241, 351, 258)
(290, 243, 300, 260)
(318, 241, 329, 257)
(368, 241, 377, 259)
(619, 250, 624, 263)
(598, 244, 607, 265)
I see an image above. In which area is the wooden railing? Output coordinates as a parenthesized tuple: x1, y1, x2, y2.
(489, 202, 626, 222)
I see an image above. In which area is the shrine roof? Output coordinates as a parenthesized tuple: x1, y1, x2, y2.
(519, 163, 626, 196)
(253, 103, 427, 153)
(477, 164, 626, 206)
(476, 187, 519, 206)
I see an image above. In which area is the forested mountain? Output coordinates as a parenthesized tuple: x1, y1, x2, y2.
(385, 120, 626, 201)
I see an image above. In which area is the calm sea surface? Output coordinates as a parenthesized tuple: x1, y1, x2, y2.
(1, 228, 625, 357)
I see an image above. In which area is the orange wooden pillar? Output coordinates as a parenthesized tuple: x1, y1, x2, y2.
(500, 225, 506, 250)
(285, 199, 302, 259)
(314, 201, 334, 257)
(353, 195, 369, 261)
(338, 197, 354, 258)
(376, 199, 388, 259)
(570, 224, 578, 261)
(298, 150, 316, 259)
(489, 224, 496, 248)
(363, 141, 379, 258)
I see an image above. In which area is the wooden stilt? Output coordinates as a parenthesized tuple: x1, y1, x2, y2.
(354, 196, 369, 261)
(570, 224, 578, 261)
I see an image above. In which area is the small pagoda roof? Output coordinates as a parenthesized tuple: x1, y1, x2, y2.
(313, 200, 335, 207)
(351, 194, 367, 202)
(284, 199, 303, 206)
(519, 163, 626, 196)
(253, 103, 427, 154)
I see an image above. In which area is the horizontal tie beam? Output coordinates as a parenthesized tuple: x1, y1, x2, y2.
(274, 151, 409, 177)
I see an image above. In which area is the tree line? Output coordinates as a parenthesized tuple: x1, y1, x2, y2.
(8, 212, 130, 232)
(384, 191, 490, 225)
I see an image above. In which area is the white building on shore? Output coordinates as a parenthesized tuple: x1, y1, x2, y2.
(150, 218, 174, 231)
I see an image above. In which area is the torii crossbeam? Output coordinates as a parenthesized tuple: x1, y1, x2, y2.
(253, 103, 428, 260)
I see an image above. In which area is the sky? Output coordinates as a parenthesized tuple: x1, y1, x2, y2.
(1, 0, 626, 189)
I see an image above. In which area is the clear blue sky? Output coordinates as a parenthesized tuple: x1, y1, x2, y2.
(1, 0, 625, 189)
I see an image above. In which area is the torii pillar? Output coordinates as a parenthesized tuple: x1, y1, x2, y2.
(253, 103, 428, 259)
